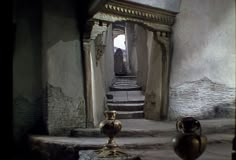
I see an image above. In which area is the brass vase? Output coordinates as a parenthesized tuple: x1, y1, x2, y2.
(96, 110, 127, 157)
(172, 117, 207, 160)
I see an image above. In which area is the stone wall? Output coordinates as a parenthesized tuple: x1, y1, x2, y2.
(13, 0, 44, 145)
(169, 0, 236, 119)
(42, 0, 86, 135)
(169, 77, 235, 120)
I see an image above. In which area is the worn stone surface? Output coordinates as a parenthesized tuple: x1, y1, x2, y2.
(46, 83, 86, 135)
(79, 150, 140, 160)
(169, 77, 235, 120)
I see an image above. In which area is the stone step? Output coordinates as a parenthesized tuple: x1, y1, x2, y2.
(107, 99, 144, 104)
(71, 127, 176, 138)
(30, 133, 234, 151)
(109, 86, 142, 91)
(107, 103, 144, 111)
(71, 119, 235, 138)
(117, 111, 144, 119)
(115, 75, 136, 79)
(112, 84, 139, 87)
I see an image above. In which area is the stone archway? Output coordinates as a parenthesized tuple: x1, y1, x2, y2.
(82, 0, 177, 126)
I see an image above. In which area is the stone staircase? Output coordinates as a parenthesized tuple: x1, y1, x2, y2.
(107, 76, 145, 119)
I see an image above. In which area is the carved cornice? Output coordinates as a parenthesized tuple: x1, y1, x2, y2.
(84, 0, 177, 40)
(99, 0, 176, 26)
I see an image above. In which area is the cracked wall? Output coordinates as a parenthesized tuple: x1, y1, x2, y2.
(46, 84, 85, 135)
(42, 0, 86, 135)
(169, 0, 236, 119)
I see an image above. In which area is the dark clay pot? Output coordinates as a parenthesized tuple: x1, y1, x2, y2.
(172, 117, 207, 160)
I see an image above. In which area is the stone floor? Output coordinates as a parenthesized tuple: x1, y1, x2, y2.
(125, 142, 232, 160)
(30, 134, 234, 160)
(30, 118, 235, 160)
(28, 76, 236, 160)
(79, 142, 233, 160)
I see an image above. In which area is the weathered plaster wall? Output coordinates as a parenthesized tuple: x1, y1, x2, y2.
(125, 0, 181, 12)
(13, 0, 43, 145)
(169, 0, 236, 119)
(104, 24, 115, 91)
(42, 0, 86, 135)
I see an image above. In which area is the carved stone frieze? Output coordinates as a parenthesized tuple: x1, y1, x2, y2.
(101, 0, 176, 25)
(95, 33, 106, 66)
(93, 12, 171, 32)
(90, 21, 108, 40)
(90, 0, 176, 32)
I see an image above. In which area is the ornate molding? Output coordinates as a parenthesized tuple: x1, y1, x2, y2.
(101, 0, 176, 25)
(85, 0, 177, 39)
(89, 0, 177, 32)
(93, 12, 171, 32)
(95, 34, 106, 66)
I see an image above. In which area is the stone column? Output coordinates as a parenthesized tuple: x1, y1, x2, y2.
(83, 40, 94, 128)
(144, 32, 163, 120)
(135, 24, 148, 91)
(103, 24, 115, 91)
(89, 21, 108, 126)
(126, 23, 137, 75)
(124, 23, 131, 74)
(144, 31, 171, 120)
(158, 32, 171, 119)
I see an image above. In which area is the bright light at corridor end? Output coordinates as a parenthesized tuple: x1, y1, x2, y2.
(114, 34, 126, 50)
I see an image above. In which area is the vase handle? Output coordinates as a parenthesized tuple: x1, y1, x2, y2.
(193, 120, 202, 136)
(176, 118, 184, 133)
